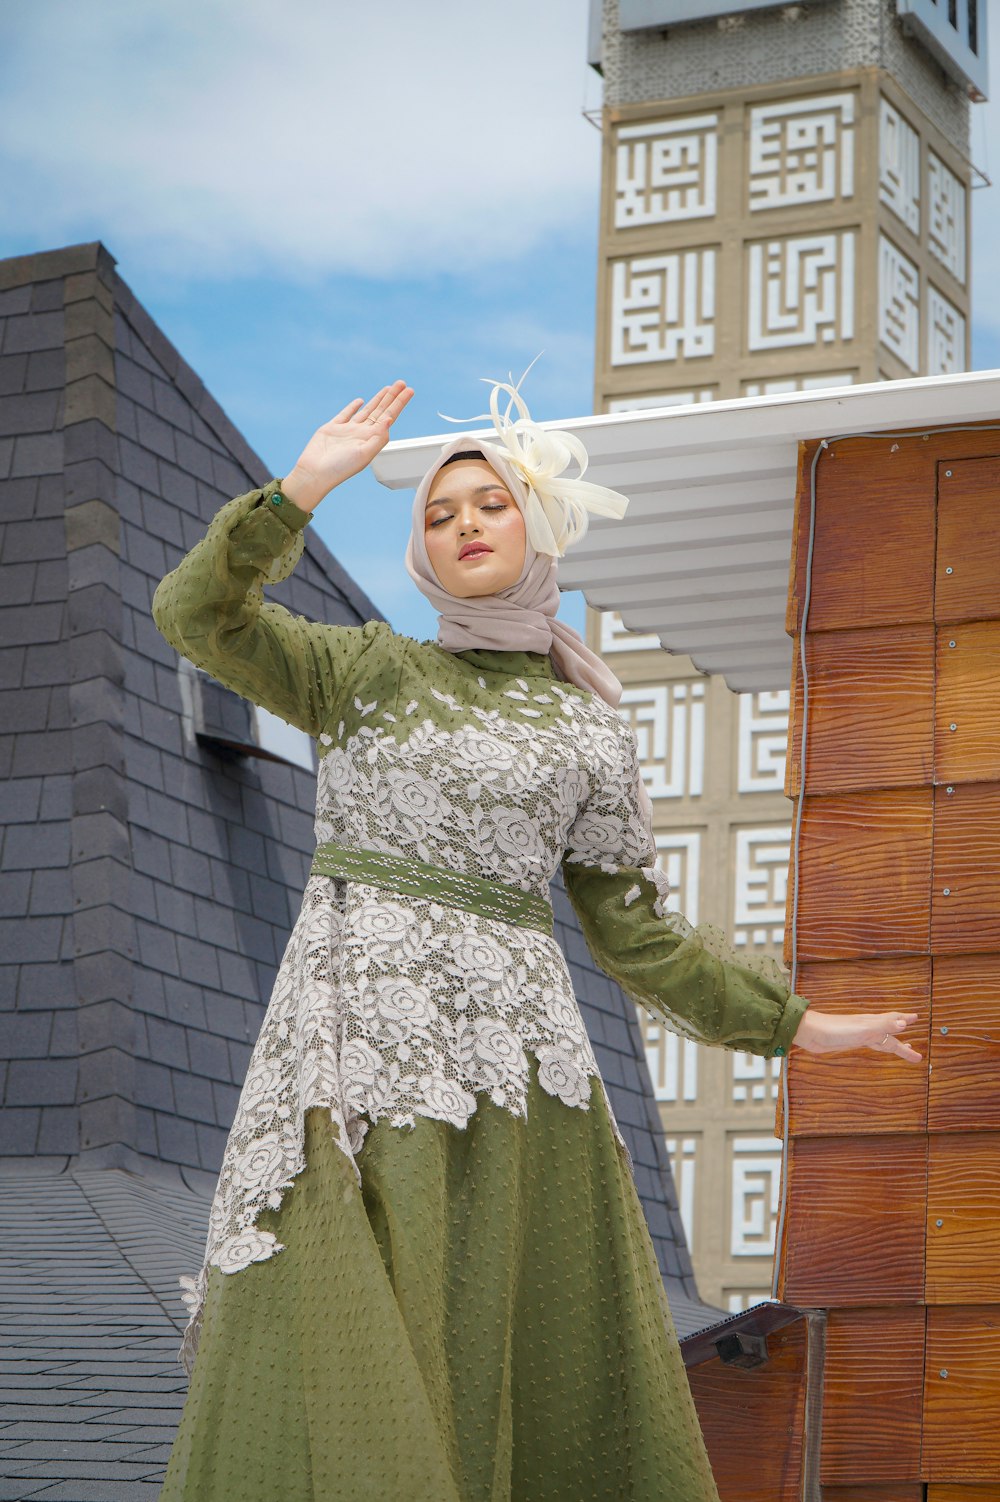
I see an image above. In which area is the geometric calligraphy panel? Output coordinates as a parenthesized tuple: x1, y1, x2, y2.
(747, 232, 856, 350)
(879, 97, 921, 236)
(598, 608, 662, 655)
(665, 1134, 698, 1252)
(878, 234, 920, 372)
(731, 1051, 784, 1105)
(926, 284, 967, 376)
(642, 1015, 700, 1103)
(742, 373, 854, 396)
(928, 149, 967, 284)
(730, 1135, 783, 1257)
(733, 824, 791, 951)
(608, 390, 715, 410)
(615, 114, 719, 228)
(651, 831, 702, 924)
(619, 682, 706, 798)
(611, 249, 717, 365)
(737, 689, 790, 792)
(749, 93, 856, 211)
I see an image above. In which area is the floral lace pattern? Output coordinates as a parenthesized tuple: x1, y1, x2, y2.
(179, 680, 648, 1373)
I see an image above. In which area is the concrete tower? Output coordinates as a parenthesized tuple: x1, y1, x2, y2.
(586, 0, 987, 1309)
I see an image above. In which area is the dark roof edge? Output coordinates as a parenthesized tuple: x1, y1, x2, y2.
(680, 1299, 808, 1367)
(0, 239, 118, 293)
(109, 263, 387, 627)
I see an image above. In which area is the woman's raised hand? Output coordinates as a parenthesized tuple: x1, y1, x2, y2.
(282, 380, 415, 513)
(791, 1008, 923, 1063)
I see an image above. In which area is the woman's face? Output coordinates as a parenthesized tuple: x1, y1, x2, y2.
(423, 457, 526, 597)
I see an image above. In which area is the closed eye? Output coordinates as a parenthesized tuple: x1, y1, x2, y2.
(429, 503, 508, 528)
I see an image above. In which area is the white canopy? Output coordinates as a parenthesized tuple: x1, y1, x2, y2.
(373, 369, 1000, 693)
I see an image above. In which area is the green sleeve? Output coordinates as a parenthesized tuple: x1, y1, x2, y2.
(560, 740, 809, 1060)
(151, 480, 388, 738)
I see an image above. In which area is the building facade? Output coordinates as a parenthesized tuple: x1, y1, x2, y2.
(587, 0, 985, 1307)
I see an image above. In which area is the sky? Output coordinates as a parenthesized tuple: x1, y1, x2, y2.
(1, 0, 997, 641)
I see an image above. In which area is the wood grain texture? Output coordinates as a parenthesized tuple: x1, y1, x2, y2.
(935, 455, 1000, 625)
(787, 790, 933, 963)
(926, 1488, 1000, 1500)
(785, 958, 930, 1136)
(778, 1135, 927, 1306)
(928, 956, 1000, 1132)
(930, 783, 1000, 953)
(820, 1308, 925, 1484)
(924, 1307, 1000, 1480)
(934, 622, 1000, 784)
(787, 435, 937, 635)
(686, 1317, 806, 1502)
(820, 1490, 922, 1501)
(785, 626, 935, 798)
(926, 1134, 1000, 1304)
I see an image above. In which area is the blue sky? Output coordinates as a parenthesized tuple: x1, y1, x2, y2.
(1, 0, 997, 641)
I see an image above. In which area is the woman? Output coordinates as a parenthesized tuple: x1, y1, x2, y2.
(153, 378, 921, 1502)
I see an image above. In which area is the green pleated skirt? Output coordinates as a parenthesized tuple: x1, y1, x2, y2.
(158, 1060, 721, 1502)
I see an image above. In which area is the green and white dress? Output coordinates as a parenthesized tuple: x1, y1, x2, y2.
(152, 480, 809, 1502)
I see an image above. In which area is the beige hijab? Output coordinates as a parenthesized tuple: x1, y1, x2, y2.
(402, 382, 657, 841)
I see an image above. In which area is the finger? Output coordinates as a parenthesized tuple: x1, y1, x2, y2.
(332, 397, 365, 424)
(366, 380, 410, 425)
(383, 385, 415, 423)
(896, 1044, 923, 1062)
(354, 386, 391, 422)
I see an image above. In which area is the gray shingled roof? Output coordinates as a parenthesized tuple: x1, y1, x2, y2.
(0, 241, 723, 1500)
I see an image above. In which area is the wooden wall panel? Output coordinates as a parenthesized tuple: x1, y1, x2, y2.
(821, 1490, 922, 1501)
(924, 1308, 1000, 1480)
(787, 790, 932, 963)
(928, 955, 1000, 1132)
(934, 455, 1000, 624)
(819, 1308, 925, 1484)
(821, 1491, 922, 1501)
(778, 1136, 927, 1306)
(786, 626, 935, 798)
(787, 435, 937, 634)
(926, 1488, 1000, 1501)
(930, 783, 1000, 953)
(785, 959, 929, 1137)
(686, 1318, 806, 1502)
(934, 622, 1000, 784)
(926, 1134, 1000, 1303)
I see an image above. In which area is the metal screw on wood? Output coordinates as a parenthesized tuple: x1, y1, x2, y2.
(949, 640, 956, 648)
(946, 566, 954, 574)
(945, 469, 953, 477)
(936, 1219, 944, 1227)
(946, 786, 954, 794)
(943, 888, 951, 895)
(949, 723, 957, 731)
(941, 1026, 949, 1034)
(940, 1369, 949, 1379)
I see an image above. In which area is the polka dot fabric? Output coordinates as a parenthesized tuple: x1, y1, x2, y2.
(159, 1079, 722, 1502)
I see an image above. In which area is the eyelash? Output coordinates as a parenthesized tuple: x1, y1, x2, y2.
(429, 502, 507, 528)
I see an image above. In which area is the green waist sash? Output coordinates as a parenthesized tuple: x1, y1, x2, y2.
(310, 839, 554, 938)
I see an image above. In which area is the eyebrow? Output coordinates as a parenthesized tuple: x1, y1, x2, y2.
(425, 482, 510, 511)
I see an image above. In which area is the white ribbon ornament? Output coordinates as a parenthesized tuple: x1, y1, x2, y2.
(441, 376, 631, 558)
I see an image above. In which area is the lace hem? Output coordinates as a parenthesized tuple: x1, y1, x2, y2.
(176, 1056, 631, 1376)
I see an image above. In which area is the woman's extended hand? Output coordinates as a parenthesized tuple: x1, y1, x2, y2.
(282, 380, 415, 513)
(792, 1008, 923, 1063)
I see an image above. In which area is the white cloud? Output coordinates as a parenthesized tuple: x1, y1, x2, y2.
(4, 0, 602, 280)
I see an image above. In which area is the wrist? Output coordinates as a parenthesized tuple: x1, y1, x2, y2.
(281, 465, 332, 514)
